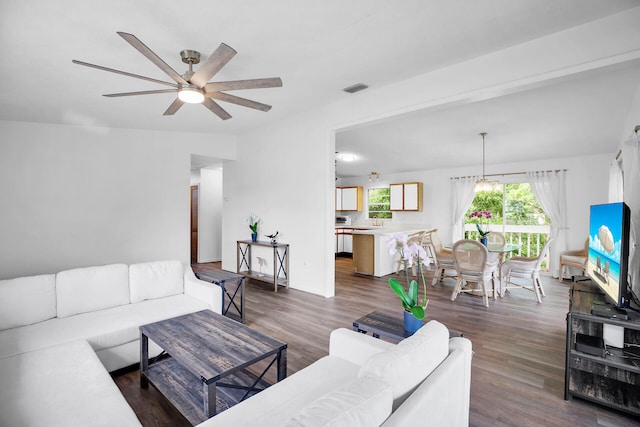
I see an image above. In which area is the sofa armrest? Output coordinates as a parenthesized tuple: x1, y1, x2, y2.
(329, 328, 394, 366)
(382, 337, 473, 427)
(183, 266, 223, 314)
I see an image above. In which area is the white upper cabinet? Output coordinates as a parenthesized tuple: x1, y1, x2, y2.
(390, 182, 423, 211)
(336, 186, 363, 211)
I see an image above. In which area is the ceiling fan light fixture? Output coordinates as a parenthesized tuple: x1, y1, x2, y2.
(178, 87, 205, 104)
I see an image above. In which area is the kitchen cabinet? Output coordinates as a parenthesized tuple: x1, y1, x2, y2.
(390, 182, 422, 211)
(335, 228, 353, 255)
(336, 186, 363, 211)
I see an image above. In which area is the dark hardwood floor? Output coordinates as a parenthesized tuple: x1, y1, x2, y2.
(114, 258, 640, 426)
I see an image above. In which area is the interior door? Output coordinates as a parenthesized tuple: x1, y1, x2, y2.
(190, 185, 198, 263)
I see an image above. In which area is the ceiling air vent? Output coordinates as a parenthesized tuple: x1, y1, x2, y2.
(343, 83, 369, 94)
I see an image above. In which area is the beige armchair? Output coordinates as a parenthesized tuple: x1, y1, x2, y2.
(559, 239, 588, 281)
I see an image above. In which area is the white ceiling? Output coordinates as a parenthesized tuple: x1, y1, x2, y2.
(2, 0, 639, 172)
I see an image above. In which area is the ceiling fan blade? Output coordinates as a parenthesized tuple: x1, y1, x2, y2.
(163, 98, 185, 116)
(72, 60, 178, 88)
(206, 92, 272, 112)
(104, 89, 178, 97)
(202, 98, 231, 120)
(189, 43, 237, 88)
(204, 77, 283, 92)
(117, 32, 188, 85)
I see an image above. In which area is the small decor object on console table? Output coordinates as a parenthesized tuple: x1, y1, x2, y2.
(266, 231, 279, 245)
(387, 232, 431, 333)
(245, 213, 261, 242)
(468, 210, 492, 245)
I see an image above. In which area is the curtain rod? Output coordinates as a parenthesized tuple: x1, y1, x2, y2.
(450, 169, 566, 181)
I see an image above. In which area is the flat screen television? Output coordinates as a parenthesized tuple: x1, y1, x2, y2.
(587, 202, 631, 308)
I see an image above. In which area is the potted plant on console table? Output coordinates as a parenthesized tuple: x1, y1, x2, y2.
(245, 213, 261, 242)
(387, 233, 431, 333)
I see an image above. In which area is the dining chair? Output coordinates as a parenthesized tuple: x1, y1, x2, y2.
(500, 238, 553, 303)
(451, 239, 498, 307)
(487, 231, 506, 248)
(559, 239, 588, 281)
(423, 229, 455, 286)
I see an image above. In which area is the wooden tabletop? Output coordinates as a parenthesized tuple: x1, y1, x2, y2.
(140, 310, 286, 383)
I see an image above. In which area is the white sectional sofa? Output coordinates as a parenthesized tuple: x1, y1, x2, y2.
(1, 260, 473, 426)
(200, 321, 473, 427)
(0, 259, 222, 426)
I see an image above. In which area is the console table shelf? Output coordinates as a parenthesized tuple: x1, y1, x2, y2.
(565, 280, 640, 416)
(237, 240, 289, 292)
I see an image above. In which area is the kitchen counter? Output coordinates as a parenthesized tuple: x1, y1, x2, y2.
(351, 224, 432, 277)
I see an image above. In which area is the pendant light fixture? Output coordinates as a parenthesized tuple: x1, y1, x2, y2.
(474, 132, 494, 192)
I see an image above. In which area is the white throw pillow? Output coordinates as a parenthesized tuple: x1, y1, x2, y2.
(129, 260, 184, 303)
(358, 320, 449, 407)
(0, 274, 56, 330)
(56, 264, 130, 318)
(285, 376, 392, 427)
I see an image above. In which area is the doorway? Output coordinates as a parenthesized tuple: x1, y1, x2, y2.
(190, 185, 198, 263)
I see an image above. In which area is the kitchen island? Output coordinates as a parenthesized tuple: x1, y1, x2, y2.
(351, 224, 432, 277)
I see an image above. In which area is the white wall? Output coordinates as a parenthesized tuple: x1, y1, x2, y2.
(198, 168, 223, 262)
(223, 9, 640, 297)
(0, 120, 236, 279)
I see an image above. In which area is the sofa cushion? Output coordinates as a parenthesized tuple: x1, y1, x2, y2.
(197, 356, 362, 427)
(358, 320, 449, 408)
(56, 264, 130, 318)
(285, 376, 392, 427)
(0, 340, 141, 426)
(0, 294, 209, 365)
(0, 274, 56, 330)
(129, 260, 184, 303)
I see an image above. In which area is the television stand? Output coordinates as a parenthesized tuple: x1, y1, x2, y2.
(590, 301, 629, 320)
(565, 280, 640, 416)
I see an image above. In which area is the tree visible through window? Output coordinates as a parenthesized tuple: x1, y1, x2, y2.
(465, 183, 550, 262)
(368, 188, 392, 219)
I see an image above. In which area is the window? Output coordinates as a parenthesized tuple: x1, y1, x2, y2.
(368, 188, 392, 219)
(464, 182, 551, 265)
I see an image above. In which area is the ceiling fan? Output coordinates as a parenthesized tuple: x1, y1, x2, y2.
(73, 32, 282, 120)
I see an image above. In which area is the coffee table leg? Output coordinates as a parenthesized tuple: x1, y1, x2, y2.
(140, 331, 149, 388)
(277, 348, 287, 381)
(204, 381, 217, 417)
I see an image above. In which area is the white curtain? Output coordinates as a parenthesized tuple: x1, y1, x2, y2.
(608, 158, 624, 203)
(450, 176, 478, 243)
(527, 170, 568, 278)
(621, 130, 640, 301)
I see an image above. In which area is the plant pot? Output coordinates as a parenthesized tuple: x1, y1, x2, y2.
(480, 237, 488, 246)
(403, 311, 423, 334)
(251, 233, 258, 242)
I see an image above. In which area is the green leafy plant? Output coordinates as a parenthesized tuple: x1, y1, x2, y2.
(387, 233, 430, 319)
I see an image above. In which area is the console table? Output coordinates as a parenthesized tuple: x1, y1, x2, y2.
(237, 240, 289, 292)
(565, 279, 640, 416)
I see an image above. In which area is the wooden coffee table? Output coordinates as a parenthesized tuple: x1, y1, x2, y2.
(353, 311, 462, 341)
(140, 310, 287, 424)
